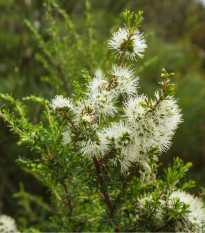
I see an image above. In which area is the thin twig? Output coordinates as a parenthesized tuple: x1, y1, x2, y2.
(92, 156, 121, 232)
(154, 220, 173, 232)
(150, 77, 167, 110)
(107, 30, 134, 91)
(111, 166, 135, 215)
(64, 113, 78, 131)
(93, 156, 113, 212)
(99, 148, 116, 163)
(182, 219, 193, 233)
(61, 180, 74, 213)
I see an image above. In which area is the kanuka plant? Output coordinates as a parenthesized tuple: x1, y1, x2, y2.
(0, 10, 204, 232)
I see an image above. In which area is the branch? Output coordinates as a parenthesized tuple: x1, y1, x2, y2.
(154, 220, 173, 232)
(64, 113, 78, 131)
(150, 77, 167, 110)
(93, 156, 113, 213)
(61, 180, 74, 213)
(99, 147, 116, 163)
(52, 108, 78, 131)
(181, 219, 193, 233)
(111, 166, 135, 215)
(107, 30, 134, 91)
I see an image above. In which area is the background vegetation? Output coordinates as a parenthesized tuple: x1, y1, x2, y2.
(0, 0, 205, 231)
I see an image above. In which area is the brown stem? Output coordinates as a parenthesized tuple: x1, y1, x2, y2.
(130, 222, 144, 232)
(99, 148, 116, 163)
(52, 109, 78, 131)
(112, 166, 135, 215)
(93, 156, 113, 213)
(61, 180, 74, 213)
(64, 113, 78, 131)
(93, 157, 135, 232)
(107, 30, 134, 91)
(181, 219, 193, 233)
(151, 78, 167, 110)
(154, 220, 173, 232)
(92, 156, 121, 232)
(150, 166, 159, 190)
(114, 227, 120, 232)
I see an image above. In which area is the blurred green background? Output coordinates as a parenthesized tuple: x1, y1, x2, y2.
(0, 0, 205, 230)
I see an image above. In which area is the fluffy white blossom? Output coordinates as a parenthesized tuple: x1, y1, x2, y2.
(169, 190, 205, 230)
(137, 191, 205, 232)
(0, 215, 19, 233)
(50, 18, 182, 180)
(154, 92, 182, 133)
(124, 96, 158, 153)
(87, 90, 117, 117)
(102, 121, 133, 149)
(62, 130, 71, 145)
(81, 114, 93, 123)
(153, 94, 182, 151)
(108, 27, 147, 60)
(100, 121, 145, 171)
(110, 65, 139, 96)
(197, 0, 205, 7)
(50, 95, 73, 111)
(79, 132, 109, 157)
(139, 160, 152, 182)
(72, 100, 94, 124)
(94, 68, 104, 78)
(124, 95, 148, 123)
(138, 195, 165, 222)
(87, 75, 108, 93)
(124, 94, 182, 154)
(120, 159, 132, 173)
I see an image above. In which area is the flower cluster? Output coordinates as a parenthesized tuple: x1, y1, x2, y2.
(50, 13, 182, 176)
(170, 191, 205, 231)
(50, 95, 73, 111)
(0, 215, 19, 233)
(138, 190, 205, 232)
(108, 28, 147, 60)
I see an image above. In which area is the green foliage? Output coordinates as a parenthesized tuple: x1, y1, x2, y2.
(164, 158, 192, 188)
(122, 9, 144, 30)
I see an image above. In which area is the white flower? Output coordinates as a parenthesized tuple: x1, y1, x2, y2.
(102, 121, 133, 150)
(79, 139, 100, 157)
(0, 215, 19, 233)
(124, 95, 148, 123)
(154, 92, 182, 132)
(82, 114, 93, 123)
(197, 0, 205, 7)
(120, 159, 132, 174)
(87, 90, 117, 117)
(138, 195, 165, 223)
(139, 160, 151, 182)
(108, 27, 147, 60)
(94, 68, 104, 78)
(153, 93, 182, 151)
(169, 191, 205, 229)
(79, 132, 109, 157)
(50, 95, 73, 111)
(62, 130, 71, 145)
(72, 100, 94, 124)
(87, 75, 108, 93)
(123, 94, 182, 154)
(110, 65, 139, 96)
(34, 21, 41, 30)
(100, 121, 141, 172)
